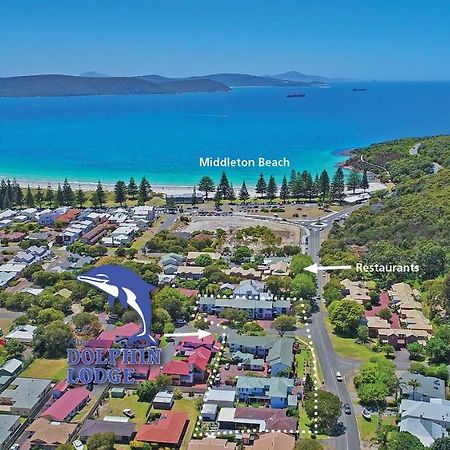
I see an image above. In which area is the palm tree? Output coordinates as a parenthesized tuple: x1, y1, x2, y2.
(408, 378, 421, 401)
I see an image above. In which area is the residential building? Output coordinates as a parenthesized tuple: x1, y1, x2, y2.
(0, 359, 22, 377)
(201, 403, 218, 421)
(187, 251, 221, 264)
(341, 279, 371, 305)
(26, 418, 77, 450)
(400, 373, 445, 402)
(0, 414, 21, 450)
(176, 266, 204, 280)
(5, 324, 37, 344)
(225, 267, 262, 280)
(0, 377, 51, 416)
(378, 328, 429, 349)
(41, 387, 90, 422)
(232, 352, 264, 371)
(152, 391, 174, 410)
(389, 283, 422, 310)
(266, 338, 294, 376)
(188, 438, 236, 449)
(251, 432, 295, 450)
(79, 419, 135, 443)
(165, 192, 204, 204)
(236, 376, 294, 408)
(135, 411, 189, 447)
(52, 380, 69, 399)
(399, 398, 450, 447)
(217, 407, 297, 432)
(204, 389, 237, 408)
(366, 316, 390, 338)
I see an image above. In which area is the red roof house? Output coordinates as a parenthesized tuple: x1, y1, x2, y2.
(41, 387, 90, 422)
(52, 380, 69, 398)
(135, 411, 189, 446)
(98, 323, 141, 342)
(162, 360, 193, 385)
(188, 347, 211, 381)
(176, 335, 217, 354)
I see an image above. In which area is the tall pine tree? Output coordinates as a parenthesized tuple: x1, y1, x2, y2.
(45, 184, 54, 207)
(75, 186, 86, 208)
(319, 170, 330, 203)
(114, 180, 127, 206)
(25, 185, 35, 207)
(138, 176, 150, 205)
(267, 175, 277, 201)
(55, 184, 64, 207)
(95, 181, 106, 207)
(35, 186, 44, 208)
(239, 181, 250, 203)
(280, 175, 290, 204)
(331, 167, 345, 204)
(127, 177, 138, 201)
(361, 169, 369, 192)
(62, 178, 74, 205)
(255, 173, 267, 199)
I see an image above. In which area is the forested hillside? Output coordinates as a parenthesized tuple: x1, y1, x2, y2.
(321, 135, 450, 314)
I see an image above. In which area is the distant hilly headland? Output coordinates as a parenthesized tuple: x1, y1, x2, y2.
(0, 71, 337, 98)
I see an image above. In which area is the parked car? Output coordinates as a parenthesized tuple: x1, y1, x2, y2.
(336, 371, 343, 381)
(123, 409, 135, 418)
(10, 445, 20, 450)
(343, 403, 351, 415)
(237, 363, 243, 370)
(362, 409, 372, 420)
(224, 363, 230, 370)
(72, 441, 83, 450)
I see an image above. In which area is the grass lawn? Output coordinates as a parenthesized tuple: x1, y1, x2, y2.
(21, 358, 68, 380)
(0, 317, 14, 336)
(99, 392, 150, 426)
(296, 338, 324, 382)
(173, 398, 199, 450)
(357, 415, 396, 442)
(131, 228, 155, 251)
(324, 318, 377, 362)
(298, 407, 329, 440)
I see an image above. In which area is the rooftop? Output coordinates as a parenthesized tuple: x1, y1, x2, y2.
(135, 411, 188, 444)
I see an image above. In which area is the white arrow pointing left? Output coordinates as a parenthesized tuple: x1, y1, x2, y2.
(164, 329, 211, 340)
(304, 263, 352, 274)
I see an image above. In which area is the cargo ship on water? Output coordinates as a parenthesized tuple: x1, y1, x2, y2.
(286, 92, 306, 98)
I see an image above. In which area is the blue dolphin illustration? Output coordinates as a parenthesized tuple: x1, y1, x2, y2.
(77, 265, 157, 345)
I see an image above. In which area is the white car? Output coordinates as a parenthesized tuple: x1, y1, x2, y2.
(336, 371, 343, 382)
(72, 440, 83, 450)
(123, 408, 135, 418)
(10, 445, 20, 450)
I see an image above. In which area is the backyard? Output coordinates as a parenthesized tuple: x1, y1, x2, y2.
(21, 358, 68, 380)
(97, 391, 150, 425)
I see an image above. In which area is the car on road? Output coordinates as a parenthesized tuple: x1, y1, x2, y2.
(10, 445, 20, 450)
(343, 403, 351, 414)
(306, 317, 313, 323)
(123, 409, 135, 418)
(336, 371, 343, 381)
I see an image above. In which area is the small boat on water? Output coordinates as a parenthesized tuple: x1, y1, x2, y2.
(286, 92, 306, 98)
(352, 88, 367, 91)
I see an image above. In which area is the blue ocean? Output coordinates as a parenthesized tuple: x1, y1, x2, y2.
(1, 82, 450, 186)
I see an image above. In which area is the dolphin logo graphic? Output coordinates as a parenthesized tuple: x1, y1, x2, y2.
(77, 265, 157, 346)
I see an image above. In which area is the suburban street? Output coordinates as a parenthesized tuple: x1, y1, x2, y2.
(301, 206, 362, 450)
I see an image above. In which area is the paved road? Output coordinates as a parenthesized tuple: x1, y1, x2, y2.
(300, 207, 362, 450)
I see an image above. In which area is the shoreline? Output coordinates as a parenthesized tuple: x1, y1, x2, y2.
(0, 176, 385, 197)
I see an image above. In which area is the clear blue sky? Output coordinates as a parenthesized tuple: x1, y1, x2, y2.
(1, 0, 449, 80)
